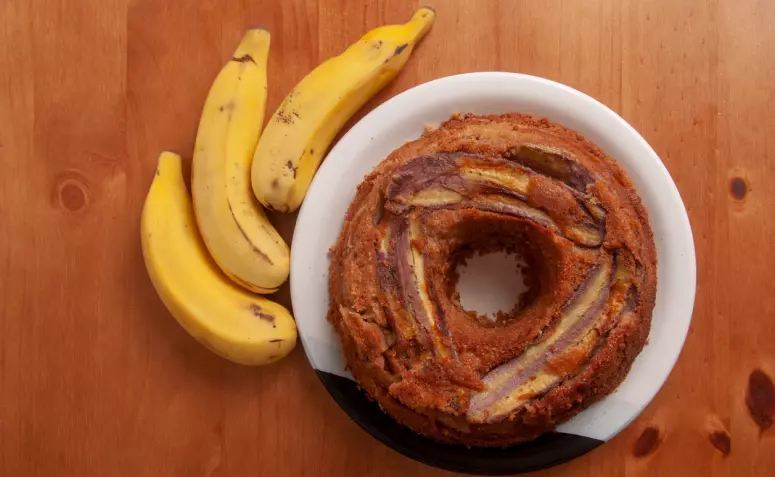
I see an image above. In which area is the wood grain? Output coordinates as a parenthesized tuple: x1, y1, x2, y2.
(1, 0, 774, 475)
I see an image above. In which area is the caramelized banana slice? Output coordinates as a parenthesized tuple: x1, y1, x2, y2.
(384, 153, 605, 246)
(504, 145, 596, 193)
(467, 255, 614, 422)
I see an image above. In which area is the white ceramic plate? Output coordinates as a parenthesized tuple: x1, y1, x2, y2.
(291, 72, 696, 474)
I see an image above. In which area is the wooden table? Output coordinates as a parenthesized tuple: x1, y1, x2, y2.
(2, 0, 774, 475)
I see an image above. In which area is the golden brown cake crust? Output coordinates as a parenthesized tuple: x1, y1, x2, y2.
(328, 113, 657, 447)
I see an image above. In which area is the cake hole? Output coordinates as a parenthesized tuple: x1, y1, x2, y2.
(456, 250, 530, 321)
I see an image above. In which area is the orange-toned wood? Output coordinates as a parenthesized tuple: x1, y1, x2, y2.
(1, 0, 773, 475)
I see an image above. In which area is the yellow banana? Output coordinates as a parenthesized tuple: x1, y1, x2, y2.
(252, 7, 436, 212)
(192, 28, 290, 293)
(142, 152, 297, 365)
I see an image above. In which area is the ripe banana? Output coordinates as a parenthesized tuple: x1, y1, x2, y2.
(192, 28, 290, 294)
(142, 152, 297, 365)
(252, 7, 436, 213)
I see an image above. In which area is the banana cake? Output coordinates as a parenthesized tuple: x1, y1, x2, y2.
(327, 113, 657, 447)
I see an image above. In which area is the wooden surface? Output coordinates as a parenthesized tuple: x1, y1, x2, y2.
(1, 0, 774, 475)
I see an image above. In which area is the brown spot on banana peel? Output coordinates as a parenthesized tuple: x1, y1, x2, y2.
(249, 304, 275, 323)
(226, 201, 274, 265)
(259, 223, 285, 247)
(286, 160, 298, 179)
(218, 102, 235, 113)
(231, 54, 255, 64)
(395, 43, 408, 55)
(277, 110, 294, 124)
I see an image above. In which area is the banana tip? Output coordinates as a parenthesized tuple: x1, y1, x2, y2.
(158, 150, 183, 164)
(408, 7, 436, 39)
(416, 6, 436, 20)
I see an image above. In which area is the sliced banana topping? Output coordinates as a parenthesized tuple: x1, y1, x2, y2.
(383, 153, 605, 246)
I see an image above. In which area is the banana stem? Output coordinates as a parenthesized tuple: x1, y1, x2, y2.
(406, 7, 436, 42)
(232, 28, 271, 64)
